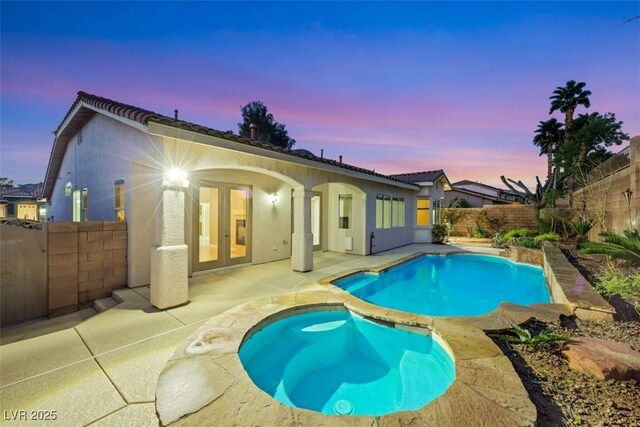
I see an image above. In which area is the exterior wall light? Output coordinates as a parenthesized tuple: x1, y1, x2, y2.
(164, 168, 189, 188)
(623, 188, 633, 227)
(270, 193, 279, 204)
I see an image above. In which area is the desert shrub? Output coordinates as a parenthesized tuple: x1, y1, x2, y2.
(503, 228, 537, 240)
(476, 209, 506, 235)
(441, 208, 469, 228)
(493, 232, 507, 248)
(570, 220, 593, 239)
(534, 232, 562, 244)
(513, 236, 540, 249)
(539, 207, 578, 238)
(432, 224, 448, 244)
(474, 227, 489, 238)
(448, 197, 471, 208)
(500, 325, 569, 348)
(595, 266, 640, 312)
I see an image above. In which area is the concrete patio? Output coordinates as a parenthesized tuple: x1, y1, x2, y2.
(1, 244, 489, 426)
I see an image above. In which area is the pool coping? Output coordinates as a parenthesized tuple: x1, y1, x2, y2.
(318, 250, 573, 332)
(155, 285, 571, 426)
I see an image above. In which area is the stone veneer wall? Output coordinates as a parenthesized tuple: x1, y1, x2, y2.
(572, 137, 639, 239)
(447, 204, 538, 236)
(48, 221, 127, 316)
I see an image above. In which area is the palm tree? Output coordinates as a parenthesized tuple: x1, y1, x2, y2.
(533, 118, 563, 178)
(579, 229, 640, 266)
(549, 80, 592, 145)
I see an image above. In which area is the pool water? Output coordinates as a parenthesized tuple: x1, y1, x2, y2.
(239, 309, 455, 416)
(335, 254, 551, 317)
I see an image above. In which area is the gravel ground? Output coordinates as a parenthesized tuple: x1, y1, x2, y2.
(490, 248, 640, 426)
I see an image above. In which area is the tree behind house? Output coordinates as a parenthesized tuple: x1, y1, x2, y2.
(238, 101, 296, 149)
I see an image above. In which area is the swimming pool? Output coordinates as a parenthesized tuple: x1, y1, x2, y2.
(334, 254, 551, 317)
(239, 308, 455, 416)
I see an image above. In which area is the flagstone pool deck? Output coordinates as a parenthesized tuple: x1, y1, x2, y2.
(0, 244, 574, 426)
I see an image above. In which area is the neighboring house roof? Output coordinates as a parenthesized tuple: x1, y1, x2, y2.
(0, 183, 44, 200)
(44, 91, 419, 199)
(452, 179, 523, 199)
(389, 170, 452, 189)
(447, 187, 514, 204)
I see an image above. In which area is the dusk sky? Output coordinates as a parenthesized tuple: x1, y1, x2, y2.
(1, 1, 638, 188)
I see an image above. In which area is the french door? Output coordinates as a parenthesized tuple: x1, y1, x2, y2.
(194, 183, 251, 271)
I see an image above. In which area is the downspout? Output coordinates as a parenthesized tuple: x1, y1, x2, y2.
(369, 231, 375, 255)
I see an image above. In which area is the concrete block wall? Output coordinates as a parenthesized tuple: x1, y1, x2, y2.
(48, 221, 127, 316)
(447, 205, 538, 236)
(573, 137, 639, 238)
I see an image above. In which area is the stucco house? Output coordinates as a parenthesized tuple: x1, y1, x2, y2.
(443, 179, 524, 207)
(43, 92, 451, 306)
(0, 183, 45, 221)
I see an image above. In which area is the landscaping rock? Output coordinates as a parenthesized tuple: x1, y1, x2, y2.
(561, 337, 640, 381)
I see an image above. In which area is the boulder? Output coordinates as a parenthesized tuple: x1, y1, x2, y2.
(562, 337, 640, 381)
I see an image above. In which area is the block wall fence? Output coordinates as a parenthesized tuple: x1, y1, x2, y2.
(48, 221, 127, 316)
(447, 204, 538, 236)
(573, 137, 639, 239)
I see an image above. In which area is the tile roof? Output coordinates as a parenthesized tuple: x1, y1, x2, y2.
(388, 169, 445, 184)
(44, 91, 419, 198)
(0, 183, 44, 199)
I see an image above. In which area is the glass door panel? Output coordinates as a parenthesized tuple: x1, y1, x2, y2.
(229, 188, 248, 260)
(311, 195, 321, 250)
(198, 186, 220, 263)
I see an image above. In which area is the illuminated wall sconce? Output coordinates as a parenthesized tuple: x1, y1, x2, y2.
(164, 168, 189, 188)
(269, 193, 279, 204)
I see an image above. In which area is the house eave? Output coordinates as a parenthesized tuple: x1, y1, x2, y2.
(147, 122, 420, 191)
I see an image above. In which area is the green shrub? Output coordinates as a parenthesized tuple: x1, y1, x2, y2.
(580, 229, 640, 266)
(514, 236, 540, 249)
(473, 227, 489, 238)
(503, 228, 537, 240)
(570, 220, 593, 238)
(448, 197, 472, 208)
(595, 266, 640, 311)
(501, 325, 569, 348)
(476, 209, 507, 235)
(432, 224, 448, 244)
(534, 232, 562, 244)
(441, 208, 469, 228)
(493, 232, 507, 248)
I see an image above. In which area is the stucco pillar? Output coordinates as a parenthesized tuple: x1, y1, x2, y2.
(291, 187, 313, 272)
(150, 187, 188, 309)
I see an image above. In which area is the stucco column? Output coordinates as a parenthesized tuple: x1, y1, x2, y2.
(150, 187, 189, 309)
(291, 187, 313, 272)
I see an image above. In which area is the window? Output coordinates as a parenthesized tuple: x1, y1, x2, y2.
(416, 198, 430, 226)
(383, 195, 391, 228)
(375, 195, 384, 229)
(81, 188, 89, 221)
(114, 179, 125, 221)
(391, 197, 399, 228)
(433, 199, 441, 225)
(375, 195, 405, 229)
(338, 194, 352, 229)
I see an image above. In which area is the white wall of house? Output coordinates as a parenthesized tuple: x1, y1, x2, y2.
(49, 115, 422, 287)
(48, 114, 164, 287)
